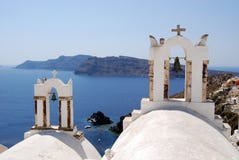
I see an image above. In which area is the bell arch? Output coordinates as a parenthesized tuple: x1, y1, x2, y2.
(33, 70, 74, 131)
(165, 37, 193, 101)
(162, 35, 193, 59)
(149, 31, 209, 103)
(152, 36, 194, 102)
(48, 87, 59, 126)
(167, 45, 186, 98)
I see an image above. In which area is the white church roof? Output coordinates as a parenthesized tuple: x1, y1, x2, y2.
(0, 130, 101, 160)
(105, 110, 239, 160)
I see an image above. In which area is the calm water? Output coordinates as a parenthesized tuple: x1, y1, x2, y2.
(0, 67, 185, 155)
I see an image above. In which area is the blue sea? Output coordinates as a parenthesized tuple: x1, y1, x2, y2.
(0, 66, 238, 155)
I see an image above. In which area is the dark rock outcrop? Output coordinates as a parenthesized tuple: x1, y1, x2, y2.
(87, 111, 113, 125)
(109, 113, 132, 134)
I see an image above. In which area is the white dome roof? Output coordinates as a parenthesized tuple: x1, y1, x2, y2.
(107, 110, 239, 160)
(0, 130, 101, 160)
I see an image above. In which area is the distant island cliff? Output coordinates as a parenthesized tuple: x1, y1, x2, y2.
(16, 55, 149, 76)
(74, 56, 148, 76)
(16, 54, 235, 77)
(16, 55, 92, 71)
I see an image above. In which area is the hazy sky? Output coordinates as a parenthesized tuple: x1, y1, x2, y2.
(0, 0, 239, 66)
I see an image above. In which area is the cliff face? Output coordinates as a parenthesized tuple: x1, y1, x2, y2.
(16, 55, 92, 71)
(16, 55, 149, 76)
(171, 73, 234, 98)
(74, 56, 148, 76)
(74, 56, 187, 77)
(209, 73, 239, 134)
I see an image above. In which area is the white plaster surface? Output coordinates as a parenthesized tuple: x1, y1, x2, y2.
(71, 100, 74, 127)
(61, 100, 68, 127)
(34, 78, 72, 97)
(107, 110, 239, 160)
(0, 131, 101, 160)
(36, 100, 43, 126)
(46, 99, 50, 127)
(140, 98, 215, 121)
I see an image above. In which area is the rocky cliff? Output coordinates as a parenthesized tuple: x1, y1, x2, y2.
(74, 56, 148, 76)
(16, 55, 92, 71)
(171, 73, 234, 98)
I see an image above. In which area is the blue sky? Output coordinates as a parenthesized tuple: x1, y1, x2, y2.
(0, 0, 239, 66)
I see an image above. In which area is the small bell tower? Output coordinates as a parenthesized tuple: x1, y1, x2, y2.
(33, 70, 74, 131)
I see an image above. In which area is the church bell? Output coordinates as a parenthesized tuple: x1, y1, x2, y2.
(51, 92, 57, 101)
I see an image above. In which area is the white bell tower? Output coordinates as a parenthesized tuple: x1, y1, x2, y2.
(124, 25, 217, 130)
(33, 70, 74, 130)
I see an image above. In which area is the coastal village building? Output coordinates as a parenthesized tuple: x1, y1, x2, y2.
(1, 26, 239, 160)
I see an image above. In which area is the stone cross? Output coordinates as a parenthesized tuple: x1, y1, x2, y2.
(52, 70, 57, 78)
(171, 24, 186, 36)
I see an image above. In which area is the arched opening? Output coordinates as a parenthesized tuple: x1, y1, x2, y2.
(168, 46, 186, 99)
(49, 87, 59, 127)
